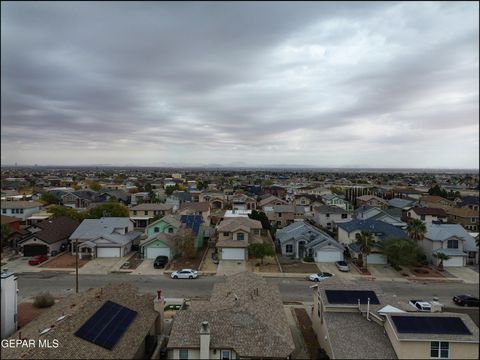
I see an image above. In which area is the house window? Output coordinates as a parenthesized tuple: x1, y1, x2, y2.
(179, 349, 188, 360)
(421, 215, 425, 220)
(447, 239, 458, 249)
(223, 232, 229, 237)
(286, 244, 293, 253)
(237, 233, 245, 241)
(341, 214, 347, 219)
(472, 217, 477, 223)
(168, 228, 174, 234)
(154, 227, 160, 233)
(1, 209, 6, 214)
(431, 341, 449, 358)
(221, 350, 231, 360)
(144, 211, 148, 215)
(133, 211, 137, 215)
(326, 213, 330, 218)
(278, 212, 282, 217)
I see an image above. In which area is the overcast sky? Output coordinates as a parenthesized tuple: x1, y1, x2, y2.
(1, 1, 479, 168)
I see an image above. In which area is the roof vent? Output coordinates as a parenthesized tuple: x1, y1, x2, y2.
(39, 327, 51, 335)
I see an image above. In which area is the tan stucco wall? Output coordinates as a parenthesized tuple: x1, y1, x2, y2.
(169, 348, 238, 359)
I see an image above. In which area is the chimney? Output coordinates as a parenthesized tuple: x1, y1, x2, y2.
(200, 321, 210, 359)
(153, 289, 165, 335)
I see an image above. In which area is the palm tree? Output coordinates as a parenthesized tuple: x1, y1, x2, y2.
(406, 219, 427, 242)
(433, 252, 451, 271)
(355, 231, 375, 271)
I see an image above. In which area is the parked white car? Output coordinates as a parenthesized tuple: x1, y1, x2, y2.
(409, 300, 432, 312)
(307, 272, 334, 282)
(335, 260, 349, 272)
(171, 269, 198, 279)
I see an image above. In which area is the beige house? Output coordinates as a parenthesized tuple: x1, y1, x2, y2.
(167, 272, 295, 359)
(199, 192, 225, 210)
(258, 195, 288, 211)
(266, 204, 306, 228)
(445, 207, 480, 232)
(216, 217, 263, 260)
(403, 207, 448, 225)
(178, 202, 211, 226)
(311, 285, 479, 360)
(129, 203, 174, 228)
(419, 195, 455, 210)
(356, 195, 388, 209)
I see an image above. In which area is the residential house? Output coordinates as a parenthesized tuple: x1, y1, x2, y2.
(166, 192, 192, 211)
(129, 203, 174, 229)
(388, 197, 415, 210)
(96, 189, 130, 205)
(216, 217, 263, 260)
(130, 191, 149, 206)
(313, 205, 352, 231)
(180, 215, 205, 250)
(146, 215, 182, 237)
(140, 232, 178, 260)
(419, 195, 454, 210)
(356, 195, 388, 209)
(262, 185, 287, 199)
(266, 204, 305, 228)
(337, 220, 408, 264)
(391, 187, 425, 200)
(311, 285, 479, 360)
(276, 221, 344, 262)
(2, 283, 163, 359)
(457, 196, 480, 211)
(293, 193, 324, 214)
(167, 272, 295, 359)
(178, 202, 211, 226)
(355, 206, 407, 228)
(258, 195, 288, 212)
(1, 215, 21, 233)
(402, 207, 448, 225)
(230, 193, 257, 211)
(445, 207, 480, 232)
(18, 216, 79, 256)
(199, 192, 225, 210)
(422, 224, 478, 267)
(69, 217, 141, 259)
(62, 190, 97, 209)
(322, 194, 354, 211)
(1, 270, 17, 340)
(26, 209, 53, 225)
(0, 201, 43, 222)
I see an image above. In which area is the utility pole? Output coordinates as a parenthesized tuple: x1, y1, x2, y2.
(75, 238, 79, 293)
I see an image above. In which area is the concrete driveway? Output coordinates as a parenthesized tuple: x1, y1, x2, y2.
(216, 260, 246, 276)
(446, 267, 479, 284)
(132, 259, 166, 275)
(1, 257, 42, 273)
(79, 257, 128, 275)
(368, 264, 403, 280)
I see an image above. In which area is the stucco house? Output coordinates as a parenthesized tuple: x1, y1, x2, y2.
(258, 195, 288, 212)
(145, 215, 182, 237)
(356, 195, 389, 209)
(445, 207, 480, 232)
(229, 193, 257, 211)
(322, 194, 354, 211)
(216, 217, 263, 261)
(69, 217, 141, 259)
(178, 202, 210, 226)
(1, 201, 43, 222)
(276, 221, 344, 262)
(355, 206, 407, 228)
(422, 224, 478, 267)
(140, 232, 177, 260)
(129, 203, 174, 229)
(265, 204, 306, 228)
(402, 207, 448, 225)
(314, 205, 352, 230)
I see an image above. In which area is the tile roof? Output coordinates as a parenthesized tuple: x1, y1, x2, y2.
(445, 207, 479, 218)
(337, 220, 408, 241)
(2, 283, 158, 359)
(140, 232, 177, 248)
(149, 215, 182, 229)
(412, 207, 448, 216)
(1, 215, 20, 224)
(130, 203, 174, 211)
(179, 202, 210, 213)
(420, 195, 453, 204)
(167, 272, 295, 358)
(20, 216, 79, 244)
(0, 200, 42, 209)
(217, 217, 262, 232)
(357, 195, 388, 204)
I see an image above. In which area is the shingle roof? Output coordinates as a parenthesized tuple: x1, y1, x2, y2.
(130, 203, 174, 211)
(167, 272, 295, 358)
(412, 207, 448, 216)
(140, 232, 177, 248)
(276, 221, 341, 250)
(357, 195, 388, 204)
(21, 216, 79, 244)
(0, 200, 42, 209)
(1, 215, 20, 224)
(388, 198, 415, 209)
(179, 202, 210, 213)
(460, 196, 480, 207)
(2, 283, 158, 359)
(314, 205, 351, 214)
(337, 220, 408, 240)
(425, 224, 478, 251)
(69, 217, 134, 241)
(445, 207, 479, 218)
(217, 217, 262, 232)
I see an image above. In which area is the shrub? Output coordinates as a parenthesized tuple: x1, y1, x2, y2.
(33, 292, 55, 308)
(303, 255, 314, 262)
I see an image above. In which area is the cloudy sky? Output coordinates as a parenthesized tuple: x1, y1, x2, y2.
(1, 1, 478, 168)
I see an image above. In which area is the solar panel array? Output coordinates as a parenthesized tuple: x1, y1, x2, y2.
(325, 290, 380, 304)
(75, 300, 137, 350)
(391, 316, 472, 335)
(180, 215, 202, 236)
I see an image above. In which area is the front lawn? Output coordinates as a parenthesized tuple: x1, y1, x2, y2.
(168, 248, 207, 271)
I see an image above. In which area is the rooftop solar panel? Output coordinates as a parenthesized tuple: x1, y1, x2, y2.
(391, 316, 471, 335)
(325, 290, 380, 304)
(75, 300, 137, 350)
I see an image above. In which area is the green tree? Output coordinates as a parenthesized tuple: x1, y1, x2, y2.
(383, 237, 424, 267)
(248, 210, 271, 230)
(406, 219, 427, 242)
(248, 243, 275, 265)
(48, 205, 85, 222)
(165, 186, 175, 196)
(433, 252, 451, 271)
(40, 192, 60, 205)
(1, 224, 12, 247)
(330, 186, 345, 196)
(86, 203, 129, 219)
(355, 231, 375, 271)
(178, 234, 196, 259)
(87, 181, 102, 191)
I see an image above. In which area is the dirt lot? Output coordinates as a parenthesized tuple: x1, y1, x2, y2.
(120, 253, 143, 270)
(168, 248, 207, 271)
(17, 302, 51, 328)
(40, 253, 89, 269)
(407, 266, 444, 278)
(282, 262, 319, 274)
(294, 308, 320, 359)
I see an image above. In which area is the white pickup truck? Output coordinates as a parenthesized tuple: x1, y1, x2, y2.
(409, 300, 432, 312)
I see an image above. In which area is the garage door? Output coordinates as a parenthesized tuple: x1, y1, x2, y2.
(23, 244, 48, 256)
(145, 247, 170, 259)
(443, 256, 464, 267)
(315, 250, 342, 263)
(97, 247, 120, 258)
(222, 248, 245, 260)
(367, 253, 387, 265)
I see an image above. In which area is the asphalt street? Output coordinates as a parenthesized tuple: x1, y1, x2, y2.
(16, 272, 479, 305)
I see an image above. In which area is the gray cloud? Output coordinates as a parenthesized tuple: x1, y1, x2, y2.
(1, 1, 478, 168)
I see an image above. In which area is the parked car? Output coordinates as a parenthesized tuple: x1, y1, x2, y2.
(409, 300, 432, 312)
(28, 255, 49, 265)
(154, 256, 169, 269)
(308, 272, 334, 282)
(335, 260, 349, 272)
(453, 294, 480, 307)
(171, 269, 198, 279)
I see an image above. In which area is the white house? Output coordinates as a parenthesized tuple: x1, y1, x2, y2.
(313, 205, 352, 230)
(1, 270, 17, 339)
(1, 201, 43, 222)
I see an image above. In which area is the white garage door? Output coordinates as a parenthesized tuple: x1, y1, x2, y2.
(315, 250, 342, 263)
(145, 247, 170, 259)
(97, 247, 120, 258)
(443, 256, 464, 267)
(222, 248, 245, 260)
(367, 253, 387, 265)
